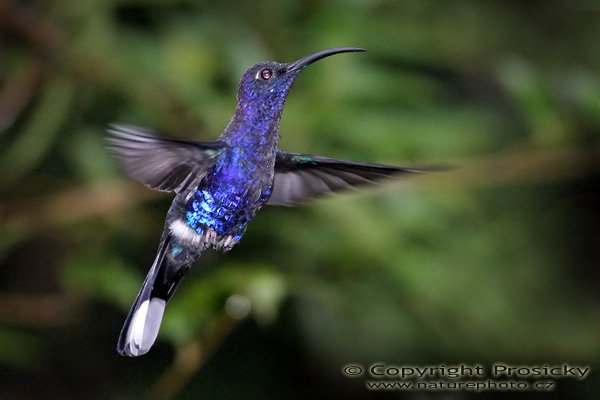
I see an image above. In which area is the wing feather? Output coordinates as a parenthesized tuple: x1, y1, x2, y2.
(107, 125, 226, 193)
(268, 151, 426, 206)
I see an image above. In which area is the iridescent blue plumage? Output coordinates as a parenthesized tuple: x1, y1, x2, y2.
(107, 47, 429, 357)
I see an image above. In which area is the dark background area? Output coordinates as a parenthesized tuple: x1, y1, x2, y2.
(1, 0, 599, 399)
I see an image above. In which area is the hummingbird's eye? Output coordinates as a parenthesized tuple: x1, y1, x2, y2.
(259, 68, 273, 81)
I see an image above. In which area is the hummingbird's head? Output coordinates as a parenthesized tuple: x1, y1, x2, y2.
(236, 47, 365, 119)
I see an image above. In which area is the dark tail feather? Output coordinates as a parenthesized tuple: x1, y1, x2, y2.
(117, 236, 191, 357)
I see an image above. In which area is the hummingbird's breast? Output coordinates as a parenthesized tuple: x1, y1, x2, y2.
(173, 145, 275, 252)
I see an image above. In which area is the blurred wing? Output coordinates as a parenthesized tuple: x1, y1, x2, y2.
(107, 124, 226, 193)
(268, 151, 426, 206)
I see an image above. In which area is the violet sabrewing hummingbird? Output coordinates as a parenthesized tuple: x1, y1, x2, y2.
(108, 47, 427, 356)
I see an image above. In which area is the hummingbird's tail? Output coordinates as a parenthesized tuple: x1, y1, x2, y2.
(117, 235, 191, 357)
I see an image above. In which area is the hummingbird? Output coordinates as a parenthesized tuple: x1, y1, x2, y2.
(108, 47, 427, 357)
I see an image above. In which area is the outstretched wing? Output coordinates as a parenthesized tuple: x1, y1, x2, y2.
(107, 125, 226, 193)
(268, 151, 426, 206)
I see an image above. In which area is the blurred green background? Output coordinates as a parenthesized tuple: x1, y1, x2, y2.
(1, 0, 599, 399)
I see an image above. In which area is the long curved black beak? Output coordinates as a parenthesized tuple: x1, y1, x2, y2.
(286, 47, 365, 73)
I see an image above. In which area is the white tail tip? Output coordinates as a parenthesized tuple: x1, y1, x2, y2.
(125, 298, 166, 356)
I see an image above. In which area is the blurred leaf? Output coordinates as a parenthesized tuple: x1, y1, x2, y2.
(1, 77, 73, 189)
(61, 254, 141, 309)
(0, 328, 43, 371)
